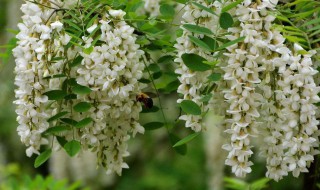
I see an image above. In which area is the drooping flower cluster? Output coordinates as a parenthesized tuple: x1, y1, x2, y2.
(13, 1, 145, 175)
(174, 0, 223, 132)
(76, 10, 145, 175)
(222, 0, 320, 179)
(176, 0, 320, 180)
(13, 0, 64, 157)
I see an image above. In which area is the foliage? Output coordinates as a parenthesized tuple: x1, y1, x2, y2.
(1, 0, 320, 188)
(224, 177, 270, 190)
(0, 163, 88, 190)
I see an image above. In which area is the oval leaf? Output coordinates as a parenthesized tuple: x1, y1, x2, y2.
(141, 106, 160, 113)
(217, 36, 245, 51)
(43, 90, 66, 101)
(207, 73, 222, 81)
(192, 2, 216, 16)
(64, 140, 81, 157)
(72, 84, 92, 95)
(219, 12, 234, 29)
(144, 122, 164, 130)
(34, 149, 52, 168)
(222, 0, 244, 13)
(73, 102, 91, 112)
(173, 132, 200, 147)
(69, 55, 83, 67)
(75, 117, 93, 128)
(47, 111, 69, 122)
(180, 100, 201, 115)
(160, 4, 175, 17)
(169, 133, 187, 155)
(56, 136, 67, 147)
(182, 24, 213, 35)
(188, 35, 212, 51)
(60, 118, 78, 126)
(181, 53, 211, 71)
(202, 36, 218, 50)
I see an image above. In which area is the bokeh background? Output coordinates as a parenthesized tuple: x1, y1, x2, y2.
(0, 0, 306, 189)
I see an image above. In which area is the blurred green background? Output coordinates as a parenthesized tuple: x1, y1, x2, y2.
(0, 0, 305, 189)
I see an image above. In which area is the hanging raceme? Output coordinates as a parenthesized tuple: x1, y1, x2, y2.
(13, 0, 145, 175)
(12, 0, 320, 181)
(174, 0, 224, 132)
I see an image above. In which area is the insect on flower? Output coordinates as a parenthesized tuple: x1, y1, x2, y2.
(136, 92, 153, 109)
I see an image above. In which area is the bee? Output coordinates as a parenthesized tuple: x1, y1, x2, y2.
(136, 92, 153, 109)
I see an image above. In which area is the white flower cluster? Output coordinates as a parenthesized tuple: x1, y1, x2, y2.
(76, 10, 145, 175)
(175, 0, 223, 132)
(262, 44, 320, 180)
(221, 0, 320, 180)
(14, 1, 145, 175)
(13, 0, 65, 157)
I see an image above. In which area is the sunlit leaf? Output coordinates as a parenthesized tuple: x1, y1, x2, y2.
(34, 149, 52, 168)
(173, 132, 200, 147)
(180, 100, 201, 115)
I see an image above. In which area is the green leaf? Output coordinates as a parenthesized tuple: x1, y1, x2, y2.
(69, 55, 83, 67)
(47, 111, 69, 122)
(222, 0, 244, 12)
(83, 46, 94, 54)
(169, 133, 187, 155)
(43, 125, 71, 135)
(181, 53, 211, 71)
(162, 80, 180, 93)
(60, 118, 78, 126)
(148, 64, 161, 72)
(56, 136, 67, 147)
(63, 19, 83, 32)
(138, 78, 151, 83)
(202, 36, 218, 50)
(144, 122, 164, 130)
(75, 117, 93, 128)
(34, 149, 52, 168)
(158, 55, 174, 64)
(188, 35, 212, 51)
(73, 102, 91, 112)
(72, 84, 92, 95)
(250, 178, 270, 190)
(160, 4, 175, 17)
(153, 71, 162, 79)
(173, 132, 200, 147)
(192, 2, 216, 16)
(64, 94, 77, 100)
(182, 24, 213, 35)
(43, 90, 67, 101)
(180, 100, 201, 115)
(207, 73, 222, 81)
(64, 140, 81, 157)
(141, 106, 160, 113)
(217, 36, 245, 50)
(219, 12, 234, 29)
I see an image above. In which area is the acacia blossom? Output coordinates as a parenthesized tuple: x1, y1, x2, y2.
(13, 0, 64, 157)
(76, 9, 145, 175)
(175, 0, 223, 132)
(14, 1, 145, 175)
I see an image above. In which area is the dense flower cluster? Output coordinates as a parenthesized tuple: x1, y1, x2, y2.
(221, 0, 320, 180)
(76, 10, 145, 175)
(175, 0, 223, 132)
(13, 0, 62, 157)
(13, 1, 145, 175)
